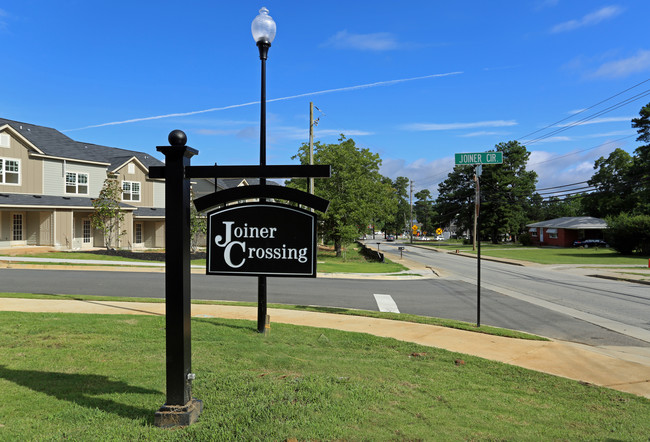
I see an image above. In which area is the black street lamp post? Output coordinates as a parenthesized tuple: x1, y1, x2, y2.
(252, 7, 276, 333)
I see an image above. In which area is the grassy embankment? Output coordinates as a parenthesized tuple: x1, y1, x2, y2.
(0, 311, 648, 440)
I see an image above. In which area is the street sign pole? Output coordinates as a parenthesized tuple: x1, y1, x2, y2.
(475, 166, 481, 328)
(454, 152, 503, 328)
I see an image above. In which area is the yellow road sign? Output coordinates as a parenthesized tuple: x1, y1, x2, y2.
(436, 228, 443, 235)
(412, 225, 418, 231)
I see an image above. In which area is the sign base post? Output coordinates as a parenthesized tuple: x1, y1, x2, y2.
(154, 398, 203, 428)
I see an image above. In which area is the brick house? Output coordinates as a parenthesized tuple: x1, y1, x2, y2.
(526, 216, 608, 247)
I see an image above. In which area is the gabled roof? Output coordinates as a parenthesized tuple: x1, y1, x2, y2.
(0, 117, 164, 170)
(527, 216, 607, 229)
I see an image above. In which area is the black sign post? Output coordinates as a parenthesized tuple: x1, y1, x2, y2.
(149, 130, 330, 428)
(150, 131, 202, 427)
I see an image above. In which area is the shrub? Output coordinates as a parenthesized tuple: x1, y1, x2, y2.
(518, 232, 532, 246)
(605, 213, 650, 255)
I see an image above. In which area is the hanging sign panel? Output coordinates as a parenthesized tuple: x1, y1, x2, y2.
(206, 203, 317, 277)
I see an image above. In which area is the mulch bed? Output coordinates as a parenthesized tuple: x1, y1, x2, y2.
(77, 249, 206, 262)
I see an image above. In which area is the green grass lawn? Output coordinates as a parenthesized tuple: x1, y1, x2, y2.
(2, 247, 408, 274)
(0, 311, 647, 440)
(428, 243, 650, 265)
(317, 246, 408, 273)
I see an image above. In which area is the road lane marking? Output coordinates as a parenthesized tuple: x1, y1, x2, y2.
(374, 294, 400, 313)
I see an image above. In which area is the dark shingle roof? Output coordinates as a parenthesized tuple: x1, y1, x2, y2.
(0, 193, 135, 209)
(0, 117, 164, 169)
(134, 207, 165, 218)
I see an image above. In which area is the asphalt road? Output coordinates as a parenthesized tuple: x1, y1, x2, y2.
(1, 257, 648, 347)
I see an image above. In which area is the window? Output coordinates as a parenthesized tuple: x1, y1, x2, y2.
(128, 163, 135, 174)
(529, 228, 538, 237)
(65, 172, 89, 194)
(135, 223, 143, 244)
(0, 158, 20, 184)
(122, 181, 141, 201)
(0, 133, 9, 148)
(546, 228, 558, 239)
(83, 219, 91, 243)
(13, 214, 23, 241)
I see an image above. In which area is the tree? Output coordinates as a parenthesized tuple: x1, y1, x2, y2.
(480, 141, 538, 243)
(287, 136, 394, 256)
(414, 189, 436, 235)
(382, 176, 410, 235)
(583, 148, 635, 217)
(190, 189, 207, 253)
(91, 175, 126, 249)
(435, 165, 476, 236)
(630, 102, 650, 214)
(436, 141, 537, 243)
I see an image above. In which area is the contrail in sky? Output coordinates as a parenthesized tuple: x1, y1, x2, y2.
(62, 72, 462, 132)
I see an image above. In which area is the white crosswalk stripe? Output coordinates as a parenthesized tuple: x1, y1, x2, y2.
(373, 294, 400, 313)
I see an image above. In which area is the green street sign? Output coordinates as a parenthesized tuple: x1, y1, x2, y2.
(455, 152, 503, 165)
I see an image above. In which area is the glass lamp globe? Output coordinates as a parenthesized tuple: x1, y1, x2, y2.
(251, 7, 276, 44)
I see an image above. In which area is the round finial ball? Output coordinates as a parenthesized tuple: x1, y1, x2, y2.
(168, 130, 187, 147)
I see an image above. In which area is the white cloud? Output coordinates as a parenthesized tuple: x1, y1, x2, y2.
(380, 157, 455, 197)
(322, 30, 400, 51)
(459, 131, 506, 138)
(550, 5, 623, 33)
(556, 116, 633, 127)
(0, 8, 9, 31)
(528, 140, 625, 189)
(403, 120, 517, 131)
(591, 49, 650, 78)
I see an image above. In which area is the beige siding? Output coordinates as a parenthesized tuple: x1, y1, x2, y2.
(0, 131, 43, 194)
(39, 212, 53, 246)
(122, 211, 134, 249)
(43, 160, 107, 197)
(153, 180, 165, 207)
(115, 161, 153, 207)
(55, 210, 73, 249)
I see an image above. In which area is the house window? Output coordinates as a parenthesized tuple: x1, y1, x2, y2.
(529, 228, 537, 237)
(0, 134, 9, 148)
(83, 219, 91, 243)
(65, 172, 89, 194)
(0, 158, 20, 184)
(122, 181, 141, 202)
(13, 213, 23, 241)
(547, 228, 558, 239)
(135, 223, 143, 244)
(128, 163, 135, 174)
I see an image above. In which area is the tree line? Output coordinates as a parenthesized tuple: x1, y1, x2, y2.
(288, 102, 650, 256)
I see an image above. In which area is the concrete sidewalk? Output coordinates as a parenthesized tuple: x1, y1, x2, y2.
(1, 297, 648, 399)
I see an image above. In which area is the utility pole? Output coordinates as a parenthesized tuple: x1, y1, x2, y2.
(409, 180, 414, 244)
(308, 102, 314, 196)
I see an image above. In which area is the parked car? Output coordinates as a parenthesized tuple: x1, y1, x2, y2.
(434, 235, 444, 241)
(386, 235, 395, 241)
(573, 239, 608, 248)
(419, 236, 430, 241)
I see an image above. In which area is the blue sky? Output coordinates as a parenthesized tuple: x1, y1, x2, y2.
(2, 1, 649, 198)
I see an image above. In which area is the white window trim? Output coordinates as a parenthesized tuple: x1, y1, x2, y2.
(122, 180, 141, 202)
(65, 171, 90, 195)
(0, 157, 21, 186)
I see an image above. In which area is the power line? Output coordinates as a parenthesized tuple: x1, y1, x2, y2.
(517, 77, 650, 141)
(535, 180, 589, 191)
(523, 89, 650, 145)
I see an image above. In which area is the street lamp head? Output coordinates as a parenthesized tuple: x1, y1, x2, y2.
(252, 7, 276, 49)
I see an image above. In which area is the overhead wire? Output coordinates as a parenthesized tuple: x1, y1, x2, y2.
(517, 77, 650, 141)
